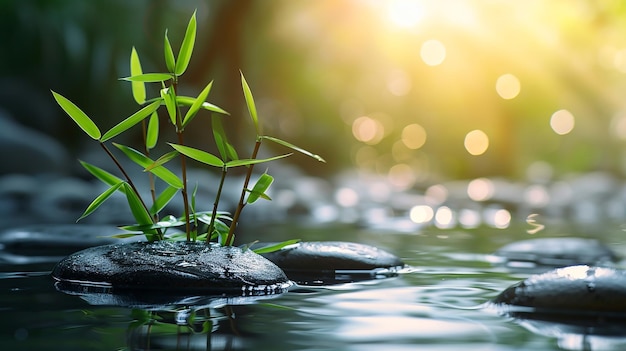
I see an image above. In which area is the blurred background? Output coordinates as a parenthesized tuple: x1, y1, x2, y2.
(3, 0, 626, 229)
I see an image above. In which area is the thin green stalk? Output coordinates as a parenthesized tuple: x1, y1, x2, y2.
(141, 119, 159, 222)
(176, 130, 191, 241)
(206, 166, 227, 243)
(100, 142, 163, 240)
(225, 139, 261, 246)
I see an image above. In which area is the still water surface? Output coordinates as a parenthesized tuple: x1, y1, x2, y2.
(2, 221, 626, 350)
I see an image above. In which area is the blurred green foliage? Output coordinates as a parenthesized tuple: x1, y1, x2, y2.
(4, 0, 626, 181)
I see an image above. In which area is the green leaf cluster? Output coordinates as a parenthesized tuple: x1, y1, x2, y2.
(51, 10, 324, 251)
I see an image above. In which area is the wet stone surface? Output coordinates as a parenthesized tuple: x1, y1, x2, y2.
(491, 237, 619, 271)
(0, 224, 138, 254)
(493, 265, 626, 314)
(52, 241, 291, 295)
(258, 241, 405, 284)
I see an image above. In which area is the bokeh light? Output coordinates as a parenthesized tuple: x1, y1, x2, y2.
(352, 116, 384, 144)
(420, 39, 446, 66)
(401, 124, 427, 149)
(550, 109, 575, 135)
(495, 74, 521, 99)
(410, 204, 434, 224)
(464, 130, 489, 156)
(467, 177, 494, 201)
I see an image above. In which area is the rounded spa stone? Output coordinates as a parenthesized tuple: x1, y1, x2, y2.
(493, 265, 626, 313)
(492, 237, 617, 270)
(259, 241, 404, 271)
(52, 241, 291, 295)
(0, 224, 138, 253)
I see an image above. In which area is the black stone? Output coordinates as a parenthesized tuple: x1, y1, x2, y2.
(52, 241, 291, 296)
(0, 224, 139, 257)
(494, 265, 626, 312)
(491, 237, 618, 271)
(492, 265, 626, 335)
(258, 241, 404, 284)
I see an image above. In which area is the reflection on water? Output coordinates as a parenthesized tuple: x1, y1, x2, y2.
(2, 220, 626, 350)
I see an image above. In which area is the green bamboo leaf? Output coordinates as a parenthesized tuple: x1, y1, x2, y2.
(247, 173, 274, 204)
(240, 72, 260, 135)
(175, 10, 197, 76)
(109, 233, 144, 239)
(212, 115, 238, 161)
(144, 150, 179, 172)
(121, 73, 173, 82)
(161, 87, 177, 126)
(252, 239, 301, 254)
(130, 47, 146, 104)
(100, 100, 162, 142)
(168, 143, 224, 168)
(182, 81, 213, 128)
(164, 29, 176, 73)
(146, 111, 159, 150)
(122, 183, 156, 232)
(79, 160, 126, 193)
(176, 96, 229, 115)
(121, 215, 184, 231)
(114, 143, 184, 189)
(260, 135, 326, 162)
(225, 153, 292, 168)
(149, 185, 179, 215)
(77, 182, 124, 221)
(51, 90, 101, 140)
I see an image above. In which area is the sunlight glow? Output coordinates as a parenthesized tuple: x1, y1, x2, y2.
(464, 129, 489, 155)
(421, 39, 446, 66)
(496, 73, 521, 99)
(401, 123, 427, 149)
(386, 0, 424, 28)
(550, 109, 575, 135)
(352, 116, 384, 144)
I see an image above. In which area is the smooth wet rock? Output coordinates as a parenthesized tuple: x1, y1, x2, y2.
(493, 265, 626, 313)
(258, 241, 404, 284)
(0, 224, 139, 256)
(491, 237, 618, 271)
(492, 265, 626, 337)
(260, 241, 404, 271)
(52, 241, 291, 295)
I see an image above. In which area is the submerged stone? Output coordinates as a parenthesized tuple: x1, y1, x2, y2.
(258, 241, 404, 284)
(491, 237, 617, 271)
(52, 241, 291, 296)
